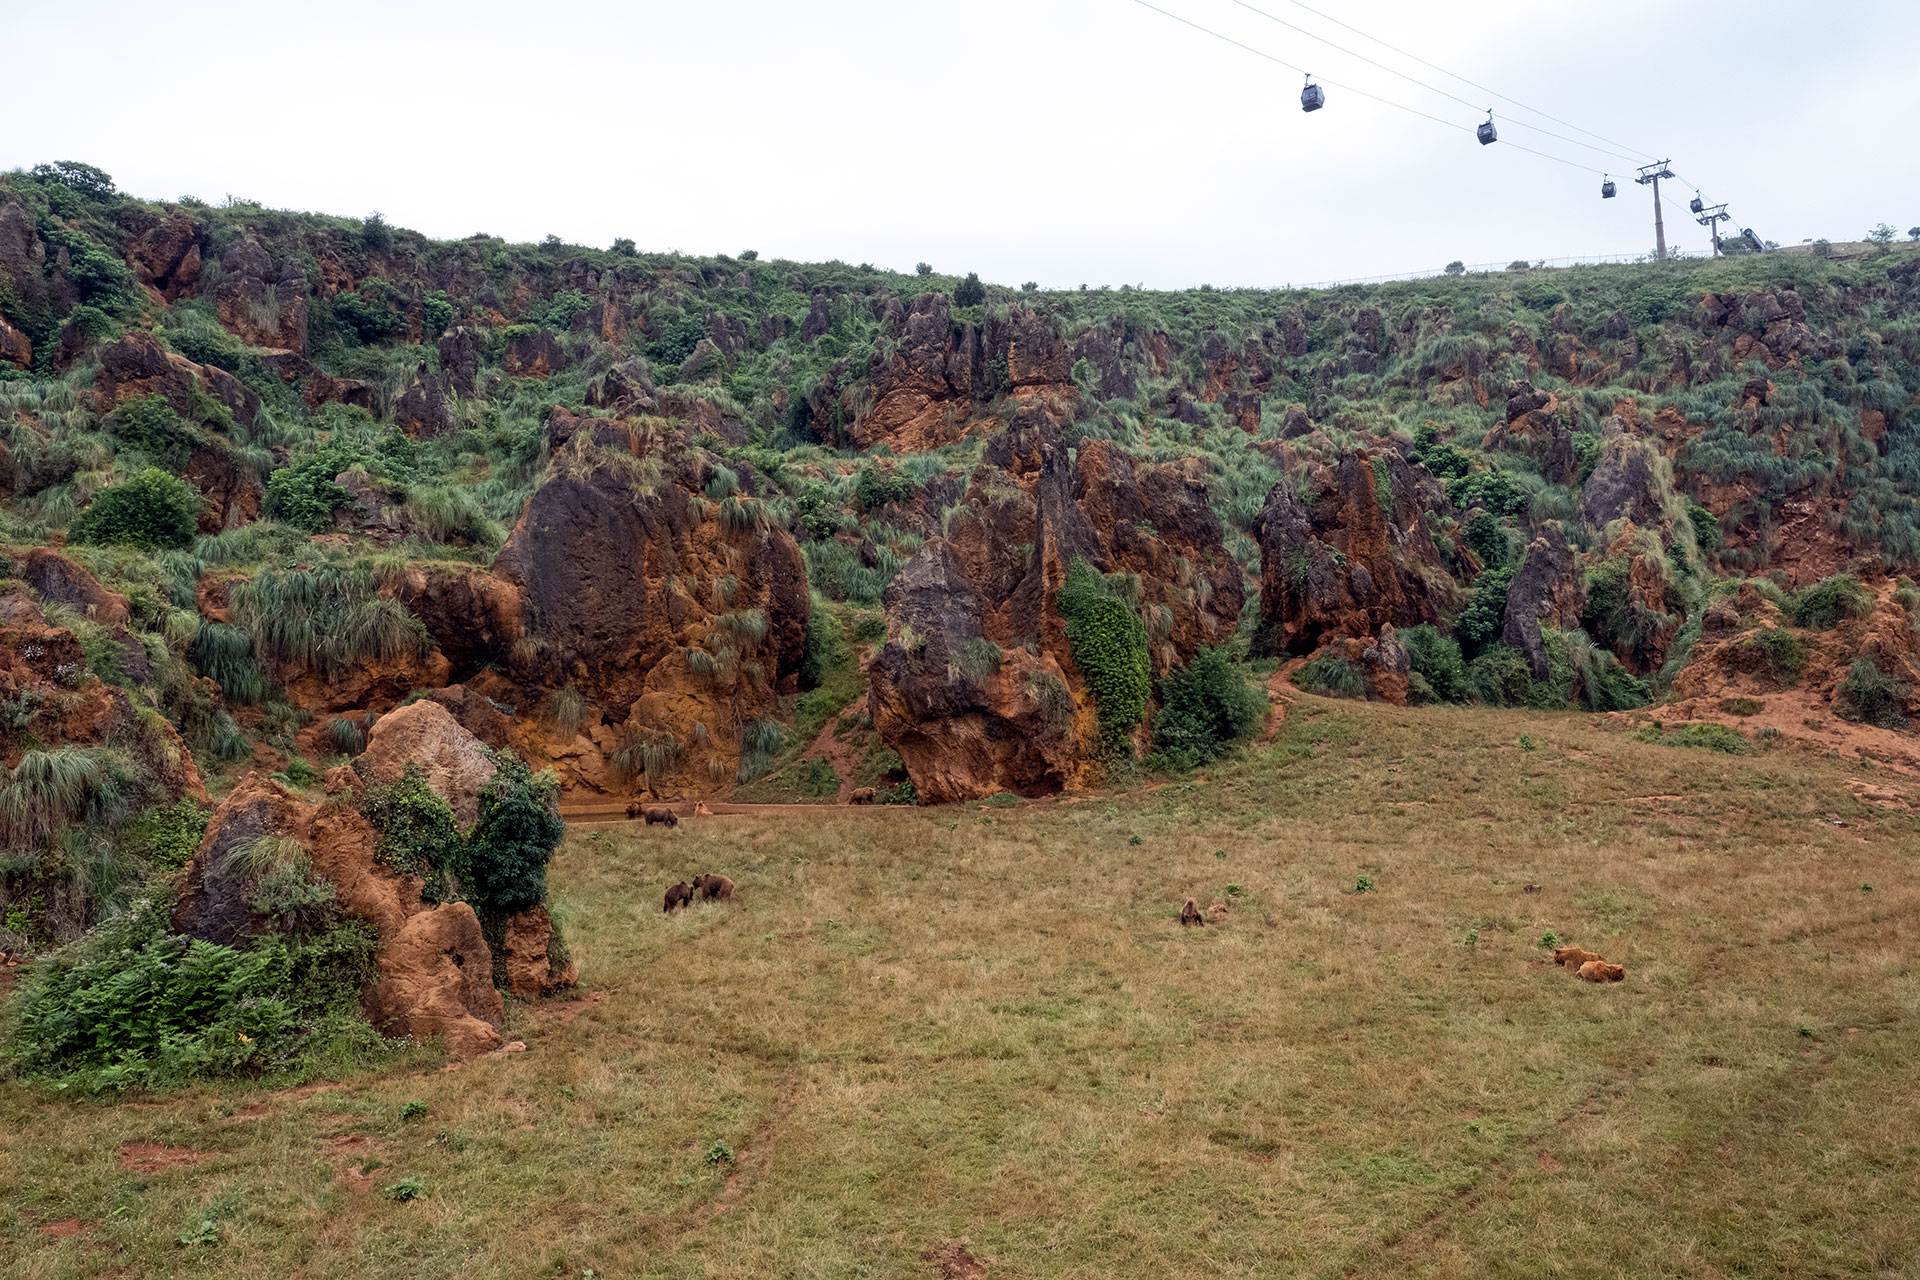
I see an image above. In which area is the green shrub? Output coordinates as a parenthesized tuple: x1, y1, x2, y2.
(422, 291, 454, 336)
(1463, 511, 1507, 568)
(803, 757, 840, 797)
(797, 603, 848, 690)
(107, 396, 201, 468)
(1466, 645, 1533, 706)
(263, 446, 357, 532)
(360, 765, 465, 897)
(1634, 722, 1749, 753)
(465, 752, 564, 917)
(1447, 469, 1529, 518)
(1454, 564, 1517, 655)
(1686, 502, 1721, 551)
(1401, 624, 1466, 702)
(1836, 658, 1910, 729)
(1295, 653, 1367, 699)
(953, 273, 986, 307)
(1786, 575, 1871, 631)
(70, 468, 202, 550)
(2, 899, 383, 1093)
(854, 463, 912, 513)
(122, 797, 212, 870)
(1056, 559, 1151, 755)
(1151, 646, 1265, 768)
(1744, 627, 1807, 683)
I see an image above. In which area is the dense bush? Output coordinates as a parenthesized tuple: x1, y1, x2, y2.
(1454, 564, 1517, 655)
(1152, 646, 1265, 769)
(465, 752, 564, 917)
(1402, 624, 1467, 702)
(1463, 511, 1507, 569)
(1446, 469, 1529, 518)
(360, 764, 465, 900)
(953, 272, 986, 307)
(854, 463, 912, 512)
(1056, 559, 1151, 756)
(3, 899, 383, 1093)
(264, 446, 358, 532)
(1744, 626, 1808, 683)
(1635, 722, 1749, 753)
(106, 395, 200, 468)
(1786, 574, 1871, 630)
(1836, 657, 1910, 729)
(120, 796, 212, 871)
(70, 468, 202, 549)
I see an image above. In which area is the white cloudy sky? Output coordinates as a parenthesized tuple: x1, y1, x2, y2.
(5, 0, 1915, 288)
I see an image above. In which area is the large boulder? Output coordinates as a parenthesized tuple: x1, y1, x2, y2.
(211, 240, 308, 352)
(1250, 449, 1459, 655)
(1501, 525, 1582, 680)
(171, 770, 507, 1059)
(124, 214, 202, 302)
(356, 699, 497, 829)
(18, 549, 131, 626)
(95, 330, 259, 429)
(1580, 419, 1670, 532)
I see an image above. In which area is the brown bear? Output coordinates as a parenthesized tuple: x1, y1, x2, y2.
(693, 873, 734, 902)
(663, 882, 694, 913)
(644, 806, 679, 827)
(1180, 897, 1204, 927)
(1553, 946, 1604, 969)
(692, 800, 714, 817)
(626, 801, 643, 819)
(849, 787, 876, 805)
(1208, 901, 1229, 918)
(1577, 960, 1625, 982)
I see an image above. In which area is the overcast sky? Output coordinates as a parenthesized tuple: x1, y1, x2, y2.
(5, 0, 1915, 289)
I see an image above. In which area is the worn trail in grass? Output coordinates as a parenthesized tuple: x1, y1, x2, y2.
(5, 699, 1918, 1279)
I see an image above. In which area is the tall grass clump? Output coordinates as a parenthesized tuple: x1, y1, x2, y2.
(1786, 574, 1872, 631)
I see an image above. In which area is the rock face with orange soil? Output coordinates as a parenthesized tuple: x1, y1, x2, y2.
(122, 212, 202, 302)
(171, 768, 508, 1059)
(869, 412, 1244, 800)
(490, 411, 809, 796)
(1640, 577, 1920, 773)
(18, 548, 132, 626)
(210, 239, 309, 352)
(853, 293, 982, 451)
(1249, 448, 1458, 656)
(0, 589, 206, 801)
(94, 330, 259, 428)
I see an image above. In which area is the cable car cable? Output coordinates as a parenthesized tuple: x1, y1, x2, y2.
(1125, 0, 1462, 131)
(1222, 0, 1651, 164)
(1126, 0, 1619, 179)
(1258, 0, 1659, 161)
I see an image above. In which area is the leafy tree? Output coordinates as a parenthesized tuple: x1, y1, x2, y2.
(610, 238, 637, 257)
(70, 467, 201, 549)
(1454, 564, 1517, 656)
(465, 752, 564, 917)
(792, 485, 841, 539)
(1152, 647, 1264, 768)
(1463, 511, 1507, 568)
(30, 161, 115, 200)
(953, 272, 986, 307)
(334, 286, 405, 342)
(1443, 260, 1465, 276)
(1401, 624, 1467, 702)
(421, 290, 453, 336)
(1867, 223, 1896, 248)
(915, 262, 933, 277)
(362, 211, 392, 251)
(1446, 468, 1528, 518)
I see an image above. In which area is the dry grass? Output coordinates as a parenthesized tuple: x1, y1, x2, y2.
(5, 697, 1919, 1278)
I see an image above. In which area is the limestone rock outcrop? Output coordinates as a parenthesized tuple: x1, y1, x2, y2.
(1250, 449, 1458, 655)
(355, 699, 498, 829)
(869, 410, 1244, 800)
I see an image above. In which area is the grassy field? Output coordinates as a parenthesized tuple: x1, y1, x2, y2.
(4, 697, 1919, 1279)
